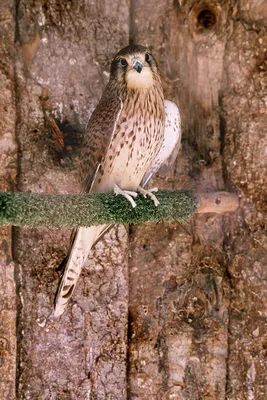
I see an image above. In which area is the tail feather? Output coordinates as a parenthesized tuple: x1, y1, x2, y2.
(54, 225, 104, 317)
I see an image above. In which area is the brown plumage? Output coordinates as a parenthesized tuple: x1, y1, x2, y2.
(54, 44, 165, 317)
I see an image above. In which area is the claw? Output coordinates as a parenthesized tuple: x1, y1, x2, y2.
(137, 186, 159, 207)
(114, 183, 138, 208)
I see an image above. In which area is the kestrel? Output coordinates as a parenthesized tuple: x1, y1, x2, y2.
(54, 45, 180, 317)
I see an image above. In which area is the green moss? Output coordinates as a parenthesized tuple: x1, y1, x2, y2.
(0, 190, 198, 228)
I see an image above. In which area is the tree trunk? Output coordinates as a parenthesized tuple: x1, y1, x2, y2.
(0, 0, 266, 399)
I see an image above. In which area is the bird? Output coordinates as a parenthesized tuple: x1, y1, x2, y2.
(54, 44, 180, 317)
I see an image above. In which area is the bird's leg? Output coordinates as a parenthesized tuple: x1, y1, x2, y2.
(114, 183, 138, 208)
(137, 186, 159, 207)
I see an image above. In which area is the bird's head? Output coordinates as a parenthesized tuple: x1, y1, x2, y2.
(110, 44, 160, 92)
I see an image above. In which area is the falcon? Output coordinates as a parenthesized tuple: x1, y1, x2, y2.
(54, 45, 181, 317)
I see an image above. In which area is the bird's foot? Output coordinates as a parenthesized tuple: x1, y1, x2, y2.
(114, 183, 138, 208)
(137, 186, 159, 207)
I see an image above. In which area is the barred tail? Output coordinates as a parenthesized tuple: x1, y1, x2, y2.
(54, 225, 103, 317)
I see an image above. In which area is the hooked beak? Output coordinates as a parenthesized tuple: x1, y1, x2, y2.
(132, 60, 143, 73)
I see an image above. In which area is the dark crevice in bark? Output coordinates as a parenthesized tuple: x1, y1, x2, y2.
(129, 0, 135, 46)
(13, 1, 24, 396)
(126, 310, 133, 400)
(14, 0, 20, 43)
(222, 234, 234, 400)
(13, 236, 23, 397)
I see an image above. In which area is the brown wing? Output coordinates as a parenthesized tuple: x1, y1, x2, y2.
(80, 94, 122, 193)
(59, 94, 122, 291)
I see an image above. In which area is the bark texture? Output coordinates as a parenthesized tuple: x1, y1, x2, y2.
(0, 0, 266, 399)
(0, 1, 17, 399)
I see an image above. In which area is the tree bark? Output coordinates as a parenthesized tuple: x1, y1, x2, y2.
(0, 1, 17, 399)
(0, 0, 266, 399)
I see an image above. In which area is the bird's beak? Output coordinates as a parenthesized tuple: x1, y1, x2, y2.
(132, 59, 143, 73)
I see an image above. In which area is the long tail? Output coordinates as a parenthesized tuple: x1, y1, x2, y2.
(54, 225, 104, 317)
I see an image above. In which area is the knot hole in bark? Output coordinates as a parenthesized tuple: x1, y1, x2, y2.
(197, 9, 217, 30)
(189, 2, 223, 38)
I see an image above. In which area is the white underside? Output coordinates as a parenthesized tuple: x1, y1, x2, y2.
(142, 100, 181, 186)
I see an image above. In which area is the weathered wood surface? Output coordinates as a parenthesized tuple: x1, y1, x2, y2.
(0, 0, 266, 399)
(0, 1, 17, 399)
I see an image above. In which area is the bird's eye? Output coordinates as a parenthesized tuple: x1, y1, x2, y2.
(145, 53, 152, 63)
(119, 58, 128, 67)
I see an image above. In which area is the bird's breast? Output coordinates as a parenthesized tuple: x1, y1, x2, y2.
(94, 89, 165, 192)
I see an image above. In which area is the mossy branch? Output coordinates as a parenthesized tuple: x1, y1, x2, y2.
(0, 190, 239, 228)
